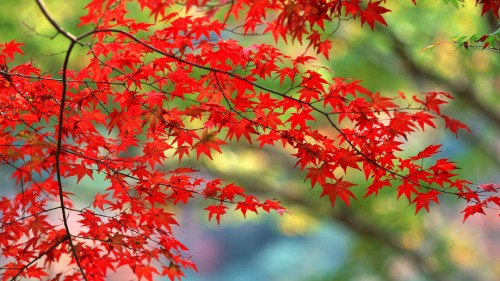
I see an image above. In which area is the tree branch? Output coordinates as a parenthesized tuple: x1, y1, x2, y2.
(9, 235, 69, 280)
(34, 0, 76, 42)
(35, 0, 87, 280)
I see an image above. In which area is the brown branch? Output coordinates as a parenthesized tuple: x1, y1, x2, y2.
(34, 0, 76, 42)
(9, 235, 69, 280)
(34, 0, 86, 280)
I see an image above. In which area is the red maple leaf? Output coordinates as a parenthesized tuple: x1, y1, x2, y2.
(219, 183, 245, 201)
(410, 144, 442, 160)
(411, 190, 440, 214)
(1, 40, 24, 60)
(193, 130, 227, 160)
(397, 180, 418, 200)
(25, 266, 49, 279)
(478, 183, 499, 192)
(93, 192, 111, 211)
(286, 108, 316, 129)
(462, 203, 486, 222)
(442, 116, 471, 138)
(320, 178, 357, 207)
(476, 0, 500, 18)
(64, 163, 94, 183)
(370, 92, 398, 112)
(317, 39, 332, 59)
(305, 163, 333, 188)
(205, 204, 228, 224)
(235, 196, 259, 218)
(360, 1, 391, 30)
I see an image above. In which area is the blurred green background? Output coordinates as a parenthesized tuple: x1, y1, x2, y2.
(1, 1, 499, 281)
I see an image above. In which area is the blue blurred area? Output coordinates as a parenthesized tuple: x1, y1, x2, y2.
(174, 212, 350, 281)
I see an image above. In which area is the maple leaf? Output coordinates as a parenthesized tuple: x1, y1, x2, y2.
(488, 196, 500, 207)
(411, 190, 440, 214)
(256, 130, 281, 149)
(286, 108, 315, 129)
(193, 130, 226, 160)
(173, 144, 190, 159)
(205, 204, 227, 224)
(397, 180, 418, 200)
(370, 92, 398, 112)
(263, 21, 285, 43)
(293, 55, 316, 66)
(430, 158, 456, 174)
(170, 189, 194, 205)
(423, 92, 448, 114)
(333, 149, 361, 172)
(301, 70, 328, 91)
(412, 111, 436, 130)
(128, 22, 154, 33)
(162, 264, 185, 281)
(298, 88, 321, 103)
(135, 264, 160, 281)
(219, 183, 245, 201)
(0, 196, 10, 213)
(93, 192, 111, 211)
(235, 196, 259, 218)
(305, 164, 331, 188)
(203, 179, 221, 198)
(320, 178, 357, 207)
(29, 215, 50, 237)
(442, 116, 471, 138)
(64, 163, 94, 183)
(462, 203, 486, 222)
(364, 179, 391, 198)
(261, 199, 286, 215)
(226, 118, 257, 143)
(1, 40, 24, 60)
(276, 66, 297, 85)
(360, 1, 391, 30)
(26, 266, 49, 279)
(410, 144, 442, 160)
(457, 191, 480, 203)
(476, 0, 500, 18)
(150, 208, 179, 231)
(478, 183, 499, 192)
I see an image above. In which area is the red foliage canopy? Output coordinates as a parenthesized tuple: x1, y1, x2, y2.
(0, 0, 499, 280)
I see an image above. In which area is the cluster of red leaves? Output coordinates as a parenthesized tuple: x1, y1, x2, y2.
(477, 0, 500, 17)
(0, 1, 499, 281)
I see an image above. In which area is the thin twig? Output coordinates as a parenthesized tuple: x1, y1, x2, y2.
(35, 0, 87, 279)
(34, 0, 76, 42)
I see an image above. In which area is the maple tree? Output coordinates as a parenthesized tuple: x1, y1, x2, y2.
(0, 0, 499, 280)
